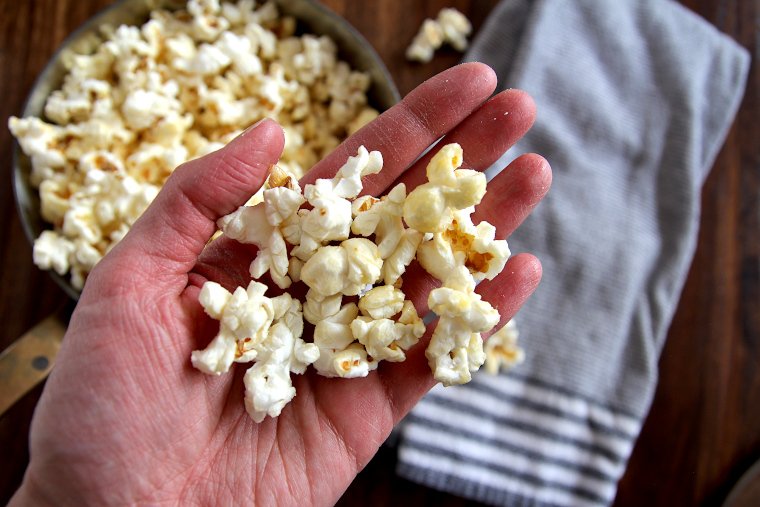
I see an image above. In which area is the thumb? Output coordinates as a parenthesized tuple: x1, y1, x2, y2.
(114, 118, 284, 280)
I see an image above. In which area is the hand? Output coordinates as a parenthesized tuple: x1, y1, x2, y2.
(11, 63, 551, 506)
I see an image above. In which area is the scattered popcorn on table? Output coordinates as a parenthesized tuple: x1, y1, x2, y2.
(10, 0, 379, 288)
(406, 7, 472, 63)
(192, 143, 526, 421)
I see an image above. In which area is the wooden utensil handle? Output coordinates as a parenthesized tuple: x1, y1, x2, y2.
(0, 314, 66, 416)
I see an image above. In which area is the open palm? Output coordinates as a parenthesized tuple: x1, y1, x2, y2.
(11, 63, 551, 506)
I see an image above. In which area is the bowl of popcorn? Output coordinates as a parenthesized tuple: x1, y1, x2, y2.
(10, 0, 399, 299)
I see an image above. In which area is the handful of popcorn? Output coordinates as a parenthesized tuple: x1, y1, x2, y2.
(192, 142, 524, 422)
(9, 0, 379, 289)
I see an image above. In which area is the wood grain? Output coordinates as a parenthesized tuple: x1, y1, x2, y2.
(0, 1, 757, 505)
(615, 0, 760, 505)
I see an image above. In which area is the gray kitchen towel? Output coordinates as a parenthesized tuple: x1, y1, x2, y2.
(396, 0, 750, 505)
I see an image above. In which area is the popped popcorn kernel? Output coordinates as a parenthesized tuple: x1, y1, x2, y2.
(191, 280, 275, 374)
(403, 143, 486, 233)
(352, 297, 424, 363)
(484, 319, 525, 375)
(313, 303, 376, 378)
(243, 293, 317, 422)
(33, 230, 75, 277)
(352, 183, 423, 285)
(300, 245, 349, 296)
(303, 288, 342, 325)
(418, 208, 510, 282)
(406, 7, 472, 63)
(292, 146, 383, 261)
(358, 285, 405, 320)
(426, 266, 500, 386)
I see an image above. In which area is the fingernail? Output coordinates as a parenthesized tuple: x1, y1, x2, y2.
(237, 118, 268, 139)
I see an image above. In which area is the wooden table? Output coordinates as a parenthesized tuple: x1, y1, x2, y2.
(1, 1, 757, 505)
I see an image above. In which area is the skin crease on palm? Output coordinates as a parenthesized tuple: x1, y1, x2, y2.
(10, 63, 552, 506)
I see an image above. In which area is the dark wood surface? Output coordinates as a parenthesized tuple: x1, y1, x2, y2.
(1, 1, 758, 505)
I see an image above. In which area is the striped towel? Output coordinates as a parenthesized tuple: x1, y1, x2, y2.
(396, 0, 750, 505)
(399, 375, 640, 506)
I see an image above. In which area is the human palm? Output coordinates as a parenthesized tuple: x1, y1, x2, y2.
(11, 63, 551, 506)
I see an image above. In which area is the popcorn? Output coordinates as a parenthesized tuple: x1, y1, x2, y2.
(382, 229, 423, 285)
(331, 344, 376, 378)
(192, 281, 318, 422)
(193, 142, 528, 421)
(357, 285, 405, 320)
(352, 298, 425, 362)
(300, 246, 348, 297)
(403, 143, 486, 233)
(484, 319, 525, 375)
(352, 183, 423, 284)
(8, 117, 67, 184)
(437, 7, 472, 52)
(33, 231, 75, 276)
(426, 266, 500, 386)
(352, 319, 404, 362)
(62, 204, 101, 246)
(406, 8, 472, 63)
(417, 207, 510, 282)
(313, 303, 377, 378)
(187, 0, 231, 42)
(23, 143, 160, 289)
(121, 89, 179, 130)
(341, 238, 383, 295)
(299, 238, 383, 297)
(405, 20, 443, 63)
(303, 288, 342, 325)
(177, 43, 232, 75)
(38, 177, 73, 224)
(11, 0, 379, 287)
(218, 168, 305, 289)
(243, 293, 319, 422)
(292, 146, 383, 261)
(191, 280, 276, 374)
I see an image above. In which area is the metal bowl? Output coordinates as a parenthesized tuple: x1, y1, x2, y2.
(12, 0, 400, 301)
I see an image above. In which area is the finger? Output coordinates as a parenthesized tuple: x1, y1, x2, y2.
(118, 119, 285, 277)
(401, 153, 552, 316)
(190, 236, 261, 291)
(377, 253, 543, 421)
(300, 62, 497, 195)
(473, 153, 552, 237)
(394, 89, 536, 192)
(479, 253, 543, 333)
